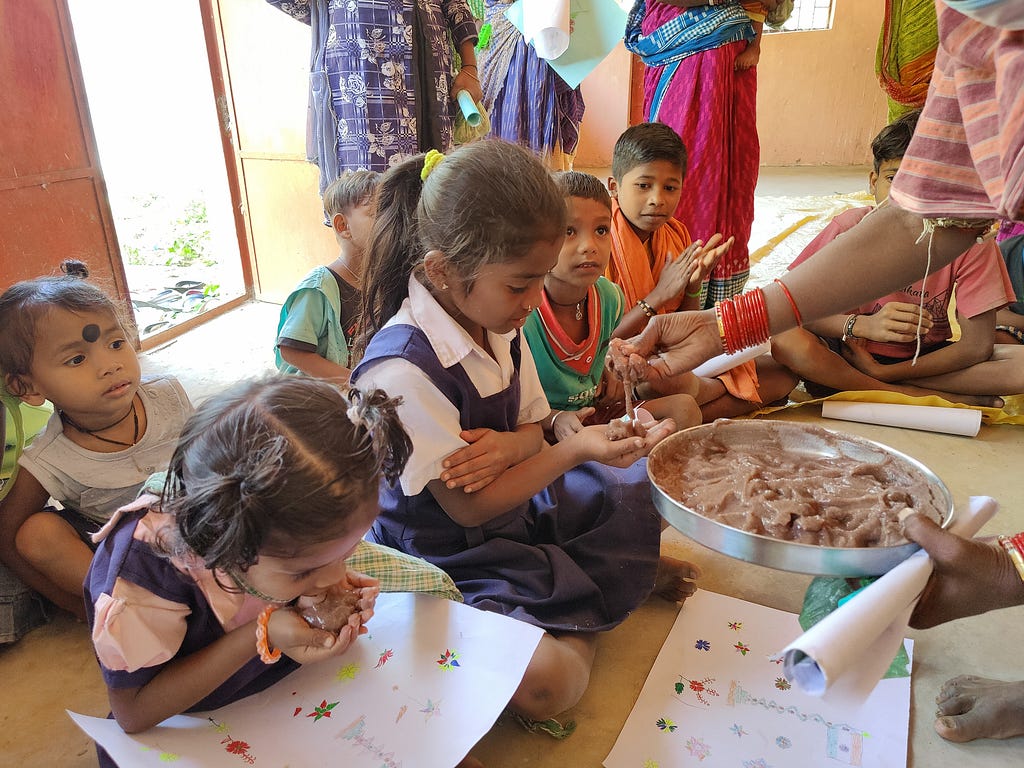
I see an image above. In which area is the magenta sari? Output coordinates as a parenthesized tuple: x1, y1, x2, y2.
(641, 5, 759, 305)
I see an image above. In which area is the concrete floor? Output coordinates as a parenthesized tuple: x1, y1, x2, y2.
(3, 166, 1022, 767)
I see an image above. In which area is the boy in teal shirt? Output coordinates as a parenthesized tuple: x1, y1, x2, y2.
(275, 170, 378, 379)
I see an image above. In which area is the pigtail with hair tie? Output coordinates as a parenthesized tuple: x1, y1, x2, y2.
(421, 149, 445, 181)
(345, 387, 412, 487)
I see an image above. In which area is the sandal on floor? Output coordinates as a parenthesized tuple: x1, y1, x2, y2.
(509, 712, 577, 739)
(170, 280, 206, 293)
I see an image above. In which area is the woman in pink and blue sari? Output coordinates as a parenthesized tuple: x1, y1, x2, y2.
(626, 1, 777, 306)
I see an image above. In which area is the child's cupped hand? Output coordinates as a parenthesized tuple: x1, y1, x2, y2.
(571, 418, 675, 468)
(269, 573, 379, 663)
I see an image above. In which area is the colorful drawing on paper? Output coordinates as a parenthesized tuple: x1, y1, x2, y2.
(605, 591, 914, 768)
(67, 593, 544, 768)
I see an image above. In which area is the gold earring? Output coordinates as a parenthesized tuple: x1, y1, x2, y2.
(441, 282, 448, 290)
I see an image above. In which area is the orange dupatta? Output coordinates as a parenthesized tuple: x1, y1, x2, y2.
(608, 199, 692, 314)
(608, 202, 762, 403)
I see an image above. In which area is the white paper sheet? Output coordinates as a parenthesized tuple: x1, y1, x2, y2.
(821, 400, 982, 437)
(522, 0, 570, 60)
(777, 496, 998, 704)
(606, 591, 913, 768)
(69, 593, 543, 768)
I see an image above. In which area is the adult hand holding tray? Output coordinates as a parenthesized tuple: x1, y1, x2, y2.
(775, 496, 998, 705)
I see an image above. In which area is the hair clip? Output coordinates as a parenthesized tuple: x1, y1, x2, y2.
(421, 149, 446, 181)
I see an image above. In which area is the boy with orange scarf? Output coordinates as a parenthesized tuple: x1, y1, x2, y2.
(606, 122, 796, 418)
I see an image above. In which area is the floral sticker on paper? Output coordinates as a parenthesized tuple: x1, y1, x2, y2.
(730, 723, 749, 738)
(307, 699, 338, 722)
(695, 639, 711, 651)
(776, 736, 792, 749)
(685, 736, 711, 761)
(728, 621, 742, 631)
(335, 662, 359, 682)
(437, 649, 460, 670)
(734, 641, 751, 656)
(674, 676, 720, 706)
(656, 717, 678, 733)
(774, 677, 791, 691)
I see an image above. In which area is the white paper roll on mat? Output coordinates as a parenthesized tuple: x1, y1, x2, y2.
(821, 400, 981, 437)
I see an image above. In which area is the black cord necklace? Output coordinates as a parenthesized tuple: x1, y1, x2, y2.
(60, 400, 139, 448)
(547, 292, 588, 321)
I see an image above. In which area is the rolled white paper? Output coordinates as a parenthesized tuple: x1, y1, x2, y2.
(821, 400, 982, 437)
(523, 0, 571, 60)
(777, 496, 998, 703)
(691, 341, 770, 378)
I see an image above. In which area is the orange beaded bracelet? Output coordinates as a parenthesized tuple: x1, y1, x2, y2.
(256, 605, 281, 664)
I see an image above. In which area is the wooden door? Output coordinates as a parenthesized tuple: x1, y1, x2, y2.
(0, 0, 128, 307)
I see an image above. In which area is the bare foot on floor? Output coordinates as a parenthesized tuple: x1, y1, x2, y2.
(654, 556, 701, 603)
(933, 675, 1024, 742)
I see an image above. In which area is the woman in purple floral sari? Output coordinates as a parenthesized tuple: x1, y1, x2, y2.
(269, 0, 481, 190)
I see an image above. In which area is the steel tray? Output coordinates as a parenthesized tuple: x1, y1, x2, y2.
(647, 420, 954, 577)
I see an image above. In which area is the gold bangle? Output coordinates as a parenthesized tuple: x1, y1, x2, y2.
(636, 298, 656, 318)
(256, 605, 282, 664)
(998, 535, 1024, 584)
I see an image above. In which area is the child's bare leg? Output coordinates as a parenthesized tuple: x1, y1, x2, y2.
(15, 512, 93, 605)
(510, 633, 597, 721)
(697, 356, 798, 421)
(654, 555, 700, 604)
(897, 344, 1024, 398)
(774, 329, 1000, 407)
(645, 394, 701, 432)
(639, 372, 725, 406)
(933, 675, 1024, 742)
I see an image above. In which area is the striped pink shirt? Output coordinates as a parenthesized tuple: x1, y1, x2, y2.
(889, 4, 1024, 221)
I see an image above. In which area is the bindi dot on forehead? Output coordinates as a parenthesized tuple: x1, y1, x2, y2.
(81, 323, 101, 343)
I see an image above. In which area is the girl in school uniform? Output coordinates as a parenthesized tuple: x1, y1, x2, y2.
(352, 141, 700, 731)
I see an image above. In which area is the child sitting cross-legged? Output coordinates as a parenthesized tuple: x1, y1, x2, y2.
(275, 170, 379, 380)
(524, 170, 702, 441)
(607, 122, 797, 418)
(771, 110, 1024, 405)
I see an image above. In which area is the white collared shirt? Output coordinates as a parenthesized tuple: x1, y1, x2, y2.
(356, 276, 550, 495)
